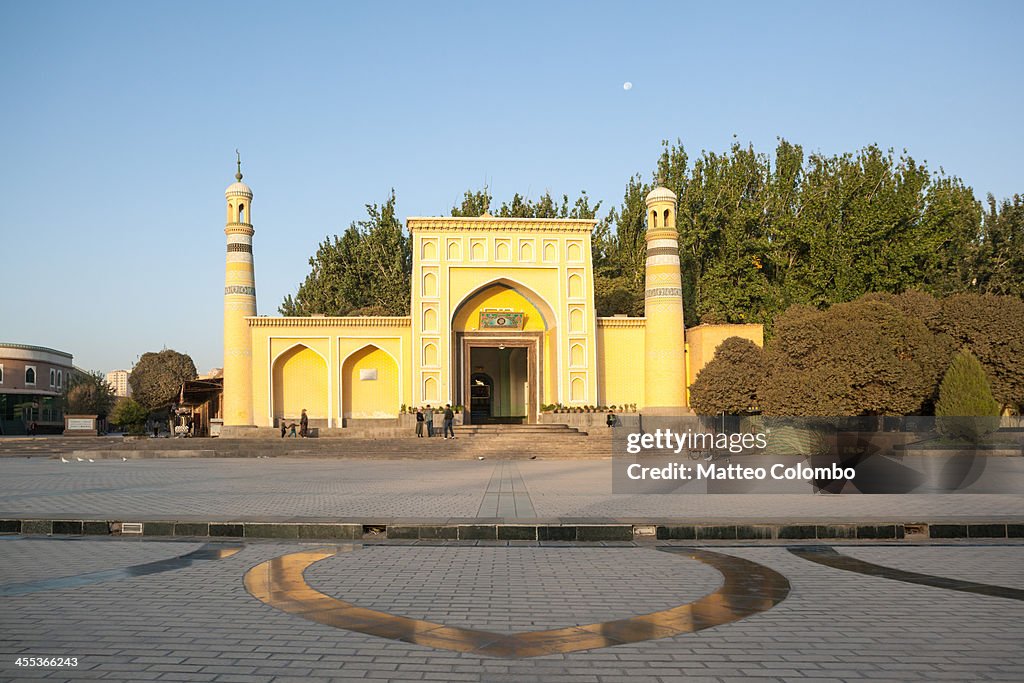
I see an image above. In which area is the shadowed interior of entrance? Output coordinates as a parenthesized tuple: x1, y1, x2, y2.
(470, 347, 527, 424)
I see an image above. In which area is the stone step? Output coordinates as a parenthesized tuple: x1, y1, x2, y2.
(2, 432, 615, 460)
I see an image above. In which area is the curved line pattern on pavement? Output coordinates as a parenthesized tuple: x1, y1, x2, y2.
(243, 546, 790, 658)
(788, 546, 1024, 601)
(0, 543, 243, 597)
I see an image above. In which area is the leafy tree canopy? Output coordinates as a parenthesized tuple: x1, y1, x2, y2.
(451, 187, 603, 221)
(278, 139, 1019, 335)
(971, 194, 1024, 297)
(129, 349, 197, 412)
(65, 371, 116, 418)
(688, 337, 766, 415)
(280, 190, 411, 316)
(930, 293, 1024, 411)
(110, 396, 149, 432)
(935, 349, 1001, 443)
(759, 297, 955, 416)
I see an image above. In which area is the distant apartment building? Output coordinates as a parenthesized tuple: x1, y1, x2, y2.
(0, 343, 75, 435)
(106, 369, 132, 397)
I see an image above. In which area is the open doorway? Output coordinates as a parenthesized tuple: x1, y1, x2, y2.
(457, 333, 541, 425)
(468, 346, 528, 424)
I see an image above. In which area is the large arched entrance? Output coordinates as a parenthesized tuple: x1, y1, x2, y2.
(341, 345, 400, 422)
(272, 344, 328, 427)
(451, 280, 555, 424)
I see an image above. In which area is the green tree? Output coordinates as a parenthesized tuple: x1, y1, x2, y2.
(129, 350, 197, 412)
(678, 141, 777, 325)
(688, 337, 766, 415)
(280, 191, 411, 316)
(919, 176, 983, 296)
(109, 396, 149, 433)
(930, 293, 1024, 412)
(935, 349, 1001, 443)
(971, 194, 1024, 297)
(450, 187, 493, 216)
(759, 297, 955, 416)
(605, 139, 986, 328)
(65, 371, 116, 418)
(452, 186, 603, 221)
(594, 175, 648, 315)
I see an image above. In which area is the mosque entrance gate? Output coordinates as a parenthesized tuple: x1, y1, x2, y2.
(456, 332, 541, 425)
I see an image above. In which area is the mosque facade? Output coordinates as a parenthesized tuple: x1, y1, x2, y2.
(220, 166, 762, 433)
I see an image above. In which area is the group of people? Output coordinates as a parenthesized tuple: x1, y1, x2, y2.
(280, 408, 310, 438)
(414, 404, 456, 439)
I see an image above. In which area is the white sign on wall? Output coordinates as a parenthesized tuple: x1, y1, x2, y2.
(359, 369, 378, 381)
(67, 418, 95, 430)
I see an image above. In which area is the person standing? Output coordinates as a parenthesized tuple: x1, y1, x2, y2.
(443, 404, 455, 440)
(300, 409, 309, 438)
(415, 407, 425, 437)
(606, 410, 616, 428)
(424, 405, 434, 438)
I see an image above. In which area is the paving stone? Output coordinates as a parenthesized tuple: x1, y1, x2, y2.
(0, 457, 1022, 682)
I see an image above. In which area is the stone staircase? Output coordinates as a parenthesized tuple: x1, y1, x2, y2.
(1, 425, 615, 460)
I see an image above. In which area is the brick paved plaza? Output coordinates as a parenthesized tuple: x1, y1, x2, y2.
(1, 457, 1022, 523)
(0, 537, 1022, 682)
(0, 453, 1021, 681)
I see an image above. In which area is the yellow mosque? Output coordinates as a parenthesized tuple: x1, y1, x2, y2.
(220, 164, 762, 434)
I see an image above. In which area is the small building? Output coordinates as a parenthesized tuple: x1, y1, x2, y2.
(177, 369, 223, 437)
(0, 343, 74, 435)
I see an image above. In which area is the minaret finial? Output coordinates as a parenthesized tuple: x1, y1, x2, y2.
(235, 149, 243, 182)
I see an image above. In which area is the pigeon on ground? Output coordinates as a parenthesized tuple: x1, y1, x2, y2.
(60, 456, 69, 463)
(88, 458, 94, 463)
(529, 455, 537, 459)
(477, 456, 485, 460)
(121, 457, 127, 462)
(75, 456, 84, 462)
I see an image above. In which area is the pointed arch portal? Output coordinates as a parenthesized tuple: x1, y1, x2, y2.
(272, 344, 328, 426)
(450, 279, 553, 424)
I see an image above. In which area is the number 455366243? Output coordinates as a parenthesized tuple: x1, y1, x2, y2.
(16, 657, 78, 667)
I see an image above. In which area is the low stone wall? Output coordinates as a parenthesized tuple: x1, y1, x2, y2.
(540, 412, 641, 431)
(6, 518, 1022, 541)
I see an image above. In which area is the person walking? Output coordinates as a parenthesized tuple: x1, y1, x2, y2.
(443, 404, 455, 440)
(280, 421, 287, 438)
(424, 405, 435, 438)
(300, 409, 308, 438)
(415, 407, 425, 437)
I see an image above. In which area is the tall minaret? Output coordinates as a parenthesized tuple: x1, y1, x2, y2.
(223, 153, 256, 428)
(643, 185, 687, 412)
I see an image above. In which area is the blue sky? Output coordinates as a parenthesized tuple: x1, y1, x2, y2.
(1, 1, 1021, 374)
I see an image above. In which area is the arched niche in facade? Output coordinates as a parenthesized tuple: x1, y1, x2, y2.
(272, 344, 328, 426)
(341, 344, 400, 419)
